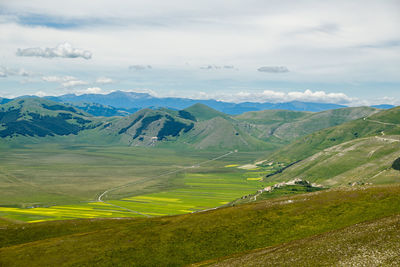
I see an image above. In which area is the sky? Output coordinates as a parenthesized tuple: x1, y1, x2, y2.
(0, 0, 399, 105)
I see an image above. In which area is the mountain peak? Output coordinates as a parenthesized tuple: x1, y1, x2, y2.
(184, 103, 227, 121)
(108, 90, 153, 99)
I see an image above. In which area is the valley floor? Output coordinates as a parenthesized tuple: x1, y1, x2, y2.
(0, 144, 276, 222)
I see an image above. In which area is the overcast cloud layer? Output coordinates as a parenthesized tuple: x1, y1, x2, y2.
(0, 0, 399, 105)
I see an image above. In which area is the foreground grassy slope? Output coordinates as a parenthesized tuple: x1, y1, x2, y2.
(203, 214, 400, 266)
(268, 135, 400, 186)
(1, 185, 400, 266)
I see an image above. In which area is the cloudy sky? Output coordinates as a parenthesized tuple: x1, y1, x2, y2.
(0, 0, 399, 105)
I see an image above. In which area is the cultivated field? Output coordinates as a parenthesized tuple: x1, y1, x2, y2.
(0, 144, 273, 222)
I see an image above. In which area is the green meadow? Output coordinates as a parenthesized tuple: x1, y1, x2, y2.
(107, 172, 266, 216)
(0, 143, 272, 222)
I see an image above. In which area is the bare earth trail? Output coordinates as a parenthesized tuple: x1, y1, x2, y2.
(363, 116, 400, 142)
(364, 117, 400, 127)
(97, 151, 236, 216)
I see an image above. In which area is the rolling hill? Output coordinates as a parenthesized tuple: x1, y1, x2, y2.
(69, 102, 131, 117)
(265, 106, 400, 163)
(1, 98, 400, 266)
(101, 108, 195, 146)
(0, 97, 11, 105)
(235, 106, 378, 142)
(266, 135, 400, 186)
(0, 98, 100, 139)
(0, 98, 390, 152)
(183, 103, 229, 121)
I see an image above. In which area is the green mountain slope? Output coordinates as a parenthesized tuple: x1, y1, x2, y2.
(178, 116, 275, 150)
(0, 98, 99, 139)
(68, 102, 130, 117)
(266, 106, 400, 163)
(236, 107, 378, 142)
(235, 109, 310, 124)
(0, 98, 392, 152)
(273, 106, 378, 140)
(101, 108, 195, 146)
(184, 103, 229, 121)
(267, 135, 400, 186)
(203, 214, 400, 267)
(1, 185, 399, 266)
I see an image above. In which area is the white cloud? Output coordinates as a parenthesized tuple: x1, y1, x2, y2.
(129, 65, 152, 71)
(74, 87, 108, 95)
(0, 1, 399, 101)
(62, 80, 88, 87)
(120, 88, 158, 97)
(42, 75, 75, 82)
(257, 66, 289, 73)
(96, 77, 113, 84)
(286, 90, 352, 103)
(200, 65, 236, 70)
(34, 91, 48, 97)
(42, 75, 88, 87)
(80, 87, 103, 94)
(16, 42, 92, 59)
(197, 89, 354, 104)
(0, 66, 34, 77)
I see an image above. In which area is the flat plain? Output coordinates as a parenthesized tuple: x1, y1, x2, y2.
(0, 143, 274, 222)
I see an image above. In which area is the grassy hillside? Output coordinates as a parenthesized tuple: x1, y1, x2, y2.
(183, 103, 231, 121)
(178, 116, 275, 151)
(234, 109, 310, 124)
(273, 106, 378, 140)
(0, 98, 100, 139)
(267, 135, 400, 186)
(102, 108, 195, 146)
(68, 102, 130, 117)
(0, 98, 381, 151)
(235, 106, 378, 142)
(202, 214, 400, 266)
(266, 106, 400, 163)
(1, 185, 400, 266)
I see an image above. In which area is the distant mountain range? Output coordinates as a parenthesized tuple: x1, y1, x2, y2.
(0, 97, 381, 151)
(371, 104, 396, 109)
(44, 91, 348, 115)
(0, 91, 395, 117)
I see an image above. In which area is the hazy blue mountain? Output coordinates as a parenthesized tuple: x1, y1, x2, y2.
(0, 97, 11, 105)
(371, 104, 395, 109)
(44, 91, 345, 115)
